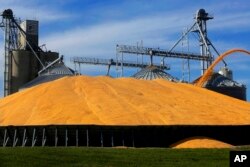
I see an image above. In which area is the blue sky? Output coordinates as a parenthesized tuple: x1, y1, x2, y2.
(0, 0, 250, 100)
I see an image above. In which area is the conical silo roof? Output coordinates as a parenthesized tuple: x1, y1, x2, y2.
(19, 61, 74, 90)
(132, 65, 179, 81)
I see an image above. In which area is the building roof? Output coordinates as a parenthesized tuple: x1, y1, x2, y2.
(132, 65, 179, 81)
(204, 73, 245, 88)
(40, 61, 74, 75)
(20, 61, 74, 90)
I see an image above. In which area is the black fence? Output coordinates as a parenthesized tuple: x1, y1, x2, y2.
(0, 125, 249, 147)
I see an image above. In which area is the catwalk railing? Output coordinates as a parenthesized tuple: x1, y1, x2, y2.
(70, 57, 170, 70)
(116, 44, 213, 61)
(1, 125, 249, 147)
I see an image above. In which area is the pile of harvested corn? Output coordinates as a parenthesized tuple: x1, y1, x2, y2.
(0, 75, 250, 126)
(170, 136, 233, 148)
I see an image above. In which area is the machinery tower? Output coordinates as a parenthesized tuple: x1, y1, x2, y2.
(195, 9, 214, 75)
(1, 9, 59, 96)
(1, 9, 19, 96)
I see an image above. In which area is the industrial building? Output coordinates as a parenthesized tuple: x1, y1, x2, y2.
(0, 9, 70, 96)
(203, 67, 246, 100)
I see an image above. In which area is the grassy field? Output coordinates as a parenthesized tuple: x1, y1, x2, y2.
(0, 147, 230, 167)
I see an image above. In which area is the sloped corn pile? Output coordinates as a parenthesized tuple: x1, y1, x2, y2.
(0, 75, 250, 126)
(170, 136, 233, 148)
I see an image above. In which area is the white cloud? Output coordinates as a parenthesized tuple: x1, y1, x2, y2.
(0, 1, 73, 23)
(209, 12, 250, 31)
(39, 7, 250, 60)
(40, 13, 192, 59)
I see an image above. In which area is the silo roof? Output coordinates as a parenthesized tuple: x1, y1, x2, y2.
(132, 65, 179, 82)
(204, 73, 245, 88)
(20, 61, 74, 90)
(41, 61, 74, 75)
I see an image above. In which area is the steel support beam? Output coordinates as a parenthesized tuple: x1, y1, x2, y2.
(111, 134, 114, 147)
(55, 128, 58, 147)
(12, 129, 18, 147)
(100, 131, 103, 147)
(31, 128, 36, 147)
(76, 129, 79, 147)
(86, 129, 89, 147)
(3, 128, 9, 147)
(42, 128, 46, 147)
(65, 128, 68, 147)
(132, 131, 135, 147)
(122, 132, 125, 147)
(22, 128, 27, 147)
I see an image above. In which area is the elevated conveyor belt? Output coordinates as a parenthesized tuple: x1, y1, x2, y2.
(71, 57, 170, 70)
(116, 44, 213, 61)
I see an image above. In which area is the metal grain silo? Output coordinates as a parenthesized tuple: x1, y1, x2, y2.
(11, 50, 38, 93)
(132, 65, 179, 81)
(204, 70, 246, 101)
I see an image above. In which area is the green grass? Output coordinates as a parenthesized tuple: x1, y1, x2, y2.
(0, 147, 230, 167)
